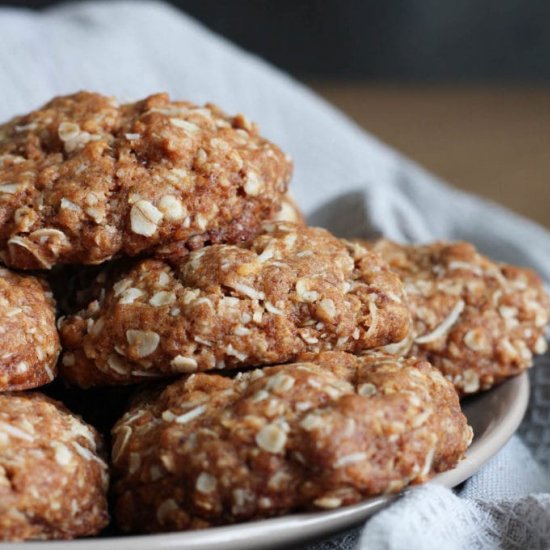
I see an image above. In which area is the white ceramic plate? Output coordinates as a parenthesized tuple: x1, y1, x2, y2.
(10, 373, 529, 550)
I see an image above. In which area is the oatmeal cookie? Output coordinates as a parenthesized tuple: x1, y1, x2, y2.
(272, 193, 305, 224)
(0, 267, 60, 390)
(49, 193, 304, 315)
(0, 392, 109, 540)
(111, 351, 471, 533)
(364, 239, 550, 395)
(59, 223, 410, 387)
(0, 91, 291, 269)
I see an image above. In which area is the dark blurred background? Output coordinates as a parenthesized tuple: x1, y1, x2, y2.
(2, 0, 549, 227)
(4, 0, 550, 80)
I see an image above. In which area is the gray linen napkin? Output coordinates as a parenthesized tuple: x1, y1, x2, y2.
(1, 2, 548, 548)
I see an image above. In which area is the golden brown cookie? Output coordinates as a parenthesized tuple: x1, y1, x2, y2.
(0, 392, 109, 540)
(272, 193, 305, 224)
(364, 239, 550, 395)
(0, 92, 292, 269)
(49, 193, 304, 315)
(111, 351, 471, 533)
(59, 223, 410, 387)
(0, 267, 60, 390)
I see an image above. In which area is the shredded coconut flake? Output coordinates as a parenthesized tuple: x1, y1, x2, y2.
(226, 344, 248, 361)
(0, 422, 33, 442)
(173, 405, 206, 424)
(228, 282, 265, 301)
(447, 261, 483, 277)
(415, 300, 465, 344)
(334, 452, 367, 468)
(264, 301, 284, 315)
(364, 298, 379, 339)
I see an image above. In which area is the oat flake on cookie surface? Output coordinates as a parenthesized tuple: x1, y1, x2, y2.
(364, 239, 550, 395)
(272, 193, 305, 225)
(0, 392, 109, 541)
(0, 91, 291, 269)
(111, 351, 471, 533)
(0, 266, 60, 390)
(59, 223, 410, 387)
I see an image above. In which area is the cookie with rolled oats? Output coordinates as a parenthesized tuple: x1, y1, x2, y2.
(59, 223, 410, 387)
(272, 193, 305, 225)
(0, 91, 291, 269)
(49, 192, 304, 315)
(111, 351, 471, 533)
(0, 267, 59, 390)
(364, 239, 550, 395)
(0, 392, 109, 540)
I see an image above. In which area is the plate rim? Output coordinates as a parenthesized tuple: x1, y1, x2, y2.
(8, 373, 529, 550)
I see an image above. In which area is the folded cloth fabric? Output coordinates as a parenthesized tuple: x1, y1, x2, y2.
(0, 2, 548, 548)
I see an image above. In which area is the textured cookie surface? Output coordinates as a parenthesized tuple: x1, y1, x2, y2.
(0, 393, 109, 541)
(111, 351, 471, 533)
(0, 267, 60, 390)
(367, 239, 550, 394)
(59, 223, 410, 387)
(49, 193, 304, 316)
(272, 193, 305, 225)
(0, 91, 291, 269)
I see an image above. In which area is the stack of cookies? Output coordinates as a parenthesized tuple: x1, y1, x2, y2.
(0, 92, 547, 540)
